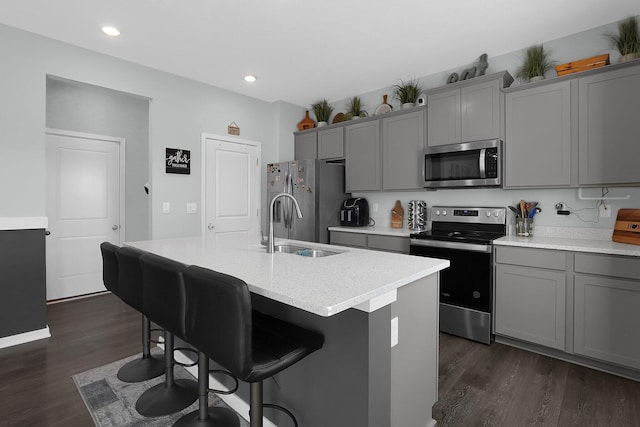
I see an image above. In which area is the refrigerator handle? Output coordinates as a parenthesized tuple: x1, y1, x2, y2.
(284, 171, 292, 228)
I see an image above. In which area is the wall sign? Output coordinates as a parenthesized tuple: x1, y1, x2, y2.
(166, 148, 191, 174)
(228, 121, 240, 136)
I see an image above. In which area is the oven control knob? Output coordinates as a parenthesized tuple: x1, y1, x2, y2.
(495, 210, 501, 217)
(435, 210, 440, 216)
(486, 211, 491, 217)
(442, 210, 447, 216)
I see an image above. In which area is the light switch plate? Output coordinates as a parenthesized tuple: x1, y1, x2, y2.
(186, 202, 197, 214)
(162, 202, 171, 214)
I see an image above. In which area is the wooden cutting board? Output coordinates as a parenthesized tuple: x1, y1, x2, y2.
(612, 209, 640, 245)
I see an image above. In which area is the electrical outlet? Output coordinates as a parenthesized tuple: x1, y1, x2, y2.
(599, 203, 611, 218)
(391, 317, 398, 347)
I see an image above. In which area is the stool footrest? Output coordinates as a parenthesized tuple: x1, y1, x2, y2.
(262, 403, 298, 427)
(208, 369, 239, 395)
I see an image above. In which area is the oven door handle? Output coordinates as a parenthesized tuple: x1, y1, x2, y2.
(410, 239, 492, 253)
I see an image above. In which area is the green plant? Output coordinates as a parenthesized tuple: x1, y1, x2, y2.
(345, 96, 367, 118)
(516, 45, 556, 80)
(393, 79, 423, 104)
(311, 99, 334, 122)
(606, 16, 640, 56)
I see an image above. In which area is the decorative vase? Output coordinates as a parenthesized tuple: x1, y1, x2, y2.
(317, 121, 328, 127)
(530, 76, 545, 82)
(620, 53, 640, 63)
(297, 110, 315, 131)
(401, 102, 415, 109)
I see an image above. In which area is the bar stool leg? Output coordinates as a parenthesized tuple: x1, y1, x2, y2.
(117, 315, 164, 382)
(250, 382, 263, 427)
(135, 331, 198, 417)
(173, 352, 239, 426)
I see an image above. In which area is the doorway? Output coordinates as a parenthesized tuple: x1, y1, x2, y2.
(201, 134, 261, 247)
(45, 129, 125, 301)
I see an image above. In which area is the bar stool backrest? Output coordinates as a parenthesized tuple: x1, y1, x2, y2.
(140, 253, 189, 340)
(100, 242, 120, 296)
(183, 265, 253, 380)
(115, 247, 147, 313)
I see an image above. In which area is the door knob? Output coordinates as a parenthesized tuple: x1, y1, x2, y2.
(208, 223, 215, 230)
(112, 225, 120, 230)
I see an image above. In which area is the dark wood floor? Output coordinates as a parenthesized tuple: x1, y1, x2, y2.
(1, 293, 639, 426)
(0, 293, 143, 427)
(434, 333, 640, 427)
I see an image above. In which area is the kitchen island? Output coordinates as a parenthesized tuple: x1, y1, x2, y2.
(126, 236, 448, 427)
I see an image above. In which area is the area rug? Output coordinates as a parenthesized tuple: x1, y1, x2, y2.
(73, 350, 249, 427)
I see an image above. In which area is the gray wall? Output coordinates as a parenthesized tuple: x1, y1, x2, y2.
(0, 22, 304, 239)
(46, 76, 151, 241)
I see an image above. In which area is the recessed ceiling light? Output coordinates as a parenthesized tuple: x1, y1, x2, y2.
(102, 26, 120, 37)
(244, 75, 257, 83)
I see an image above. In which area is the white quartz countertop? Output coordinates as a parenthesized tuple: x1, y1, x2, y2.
(125, 236, 448, 317)
(495, 235, 640, 257)
(328, 226, 417, 237)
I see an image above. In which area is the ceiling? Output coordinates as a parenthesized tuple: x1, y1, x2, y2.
(0, 0, 637, 106)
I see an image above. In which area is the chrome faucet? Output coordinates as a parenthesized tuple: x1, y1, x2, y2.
(267, 192, 303, 253)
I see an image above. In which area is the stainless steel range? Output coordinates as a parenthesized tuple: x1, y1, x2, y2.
(409, 206, 507, 344)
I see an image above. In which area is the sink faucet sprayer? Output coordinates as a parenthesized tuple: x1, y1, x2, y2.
(267, 192, 303, 253)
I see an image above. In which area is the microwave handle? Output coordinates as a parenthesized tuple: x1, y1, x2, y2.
(479, 148, 486, 179)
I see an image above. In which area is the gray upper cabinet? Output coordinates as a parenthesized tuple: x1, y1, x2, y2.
(427, 72, 512, 147)
(345, 120, 381, 192)
(318, 127, 344, 159)
(294, 131, 317, 160)
(427, 89, 460, 146)
(461, 79, 501, 142)
(504, 81, 572, 188)
(578, 64, 640, 185)
(382, 110, 426, 190)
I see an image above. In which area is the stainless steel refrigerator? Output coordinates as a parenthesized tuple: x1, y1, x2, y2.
(266, 159, 347, 244)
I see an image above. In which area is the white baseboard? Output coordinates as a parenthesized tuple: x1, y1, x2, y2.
(0, 326, 51, 349)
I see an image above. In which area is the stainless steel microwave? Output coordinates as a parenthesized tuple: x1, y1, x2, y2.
(423, 139, 502, 189)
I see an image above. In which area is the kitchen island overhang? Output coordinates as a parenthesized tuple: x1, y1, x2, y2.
(125, 236, 448, 427)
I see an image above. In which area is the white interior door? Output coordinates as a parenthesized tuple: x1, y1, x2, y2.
(46, 130, 124, 301)
(203, 135, 260, 248)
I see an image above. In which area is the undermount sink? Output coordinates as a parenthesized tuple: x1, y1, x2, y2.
(294, 248, 339, 258)
(273, 244, 307, 254)
(272, 244, 339, 258)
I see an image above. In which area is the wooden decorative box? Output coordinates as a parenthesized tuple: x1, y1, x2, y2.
(555, 54, 610, 76)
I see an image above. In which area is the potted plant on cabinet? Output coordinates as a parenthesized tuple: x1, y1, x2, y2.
(345, 96, 367, 120)
(516, 44, 556, 82)
(311, 99, 334, 127)
(393, 79, 423, 108)
(607, 16, 640, 62)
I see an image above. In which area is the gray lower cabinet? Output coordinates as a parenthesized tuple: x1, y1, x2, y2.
(317, 127, 344, 159)
(494, 248, 566, 350)
(573, 253, 640, 370)
(0, 229, 47, 339)
(382, 110, 425, 190)
(578, 64, 640, 185)
(330, 230, 409, 254)
(294, 131, 317, 160)
(504, 81, 572, 188)
(345, 120, 381, 192)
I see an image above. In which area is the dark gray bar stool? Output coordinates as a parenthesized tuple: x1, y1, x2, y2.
(180, 265, 324, 427)
(113, 246, 165, 382)
(135, 253, 198, 417)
